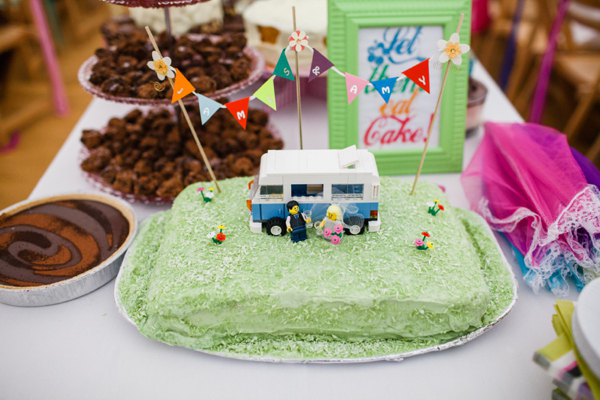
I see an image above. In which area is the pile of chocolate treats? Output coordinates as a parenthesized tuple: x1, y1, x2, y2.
(90, 28, 252, 99)
(80, 102, 283, 199)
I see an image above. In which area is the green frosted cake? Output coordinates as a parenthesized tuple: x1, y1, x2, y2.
(117, 177, 515, 359)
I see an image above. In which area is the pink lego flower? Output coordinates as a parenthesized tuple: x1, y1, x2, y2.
(414, 239, 424, 246)
(198, 187, 204, 192)
(324, 228, 332, 238)
(331, 236, 341, 245)
(333, 224, 343, 234)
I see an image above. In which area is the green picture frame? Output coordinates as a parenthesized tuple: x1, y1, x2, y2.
(327, 0, 472, 175)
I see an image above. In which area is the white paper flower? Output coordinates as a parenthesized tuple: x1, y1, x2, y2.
(436, 33, 470, 66)
(146, 51, 175, 81)
(288, 30, 309, 52)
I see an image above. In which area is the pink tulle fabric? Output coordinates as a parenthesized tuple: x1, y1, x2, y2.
(462, 122, 600, 293)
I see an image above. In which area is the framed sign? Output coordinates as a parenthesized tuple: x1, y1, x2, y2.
(327, 0, 471, 175)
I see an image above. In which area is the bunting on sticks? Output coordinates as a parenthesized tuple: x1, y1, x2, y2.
(148, 21, 443, 127)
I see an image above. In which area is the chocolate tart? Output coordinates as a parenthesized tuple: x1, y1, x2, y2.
(0, 193, 137, 306)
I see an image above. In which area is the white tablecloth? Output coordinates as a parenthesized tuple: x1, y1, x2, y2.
(0, 63, 574, 400)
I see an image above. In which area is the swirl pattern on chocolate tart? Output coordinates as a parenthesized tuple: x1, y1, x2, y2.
(0, 200, 129, 287)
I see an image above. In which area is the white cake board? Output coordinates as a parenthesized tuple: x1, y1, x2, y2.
(114, 212, 518, 363)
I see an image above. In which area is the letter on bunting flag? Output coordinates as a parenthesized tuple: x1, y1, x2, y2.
(345, 73, 369, 104)
(273, 49, 295, 81)
(171, 69, 196, 103)
(308, 49, 334, 82)
(225, 97, 250, 129)
(195, 93, 223, 125)
(253, 76, 277, 110)
(402, 58, 430, 94)
(371, 77, 398, 103)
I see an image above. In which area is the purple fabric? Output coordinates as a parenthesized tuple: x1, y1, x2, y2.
(529, 0, 569, 123)
(571, 148, 600, 188)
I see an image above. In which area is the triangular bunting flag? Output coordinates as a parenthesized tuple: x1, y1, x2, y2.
(371, 77, 398, 103)
(273, 49, 295, 81)
(253, 76, 277, 110)
(195, 93, 223, 125)
(171, 68, 196, 103)
(225, 97, 249, 129)
(345, 73, 369, 104)
(402, 58, 430, 94)
(308, 49, 334, 82)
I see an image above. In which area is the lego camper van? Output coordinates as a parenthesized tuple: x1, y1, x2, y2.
(247, 146, 381, 236)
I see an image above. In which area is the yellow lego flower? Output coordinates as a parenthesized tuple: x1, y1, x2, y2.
(427, 242, 434, 249)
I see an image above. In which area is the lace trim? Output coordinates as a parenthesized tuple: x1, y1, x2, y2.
(477, 185, 600, 295)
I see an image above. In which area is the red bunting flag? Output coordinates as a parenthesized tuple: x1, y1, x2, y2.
(225, 97, 249, 129)
(171, 68, 196, 103)
(402, 58, 430, 94)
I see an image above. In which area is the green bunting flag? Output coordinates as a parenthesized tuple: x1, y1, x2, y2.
(273, 49, 295, 81)
(253, 76, 277, 110)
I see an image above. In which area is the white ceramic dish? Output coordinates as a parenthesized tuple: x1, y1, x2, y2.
(114, 212, 518, 363)
(0, 193, 137, 307)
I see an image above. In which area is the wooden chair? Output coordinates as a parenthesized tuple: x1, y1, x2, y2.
(54, 0, 110, 43)
(0, 1, 51, 146)
(508, 0, 600, 164)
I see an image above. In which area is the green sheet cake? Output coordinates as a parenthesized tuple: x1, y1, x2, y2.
(117, 177, 515, 360)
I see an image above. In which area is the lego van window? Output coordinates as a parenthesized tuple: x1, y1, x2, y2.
(291, 184, 324, 197)
(260, 185, 284, 197)
(332, 184, 364, 199)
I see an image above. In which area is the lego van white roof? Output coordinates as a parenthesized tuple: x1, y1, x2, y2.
(258, 146, 379, 184)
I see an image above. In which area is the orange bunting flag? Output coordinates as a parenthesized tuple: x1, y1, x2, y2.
(402, 59, 430, 94)
(171, 68, 196, 103)
(225, 97, 249, 129)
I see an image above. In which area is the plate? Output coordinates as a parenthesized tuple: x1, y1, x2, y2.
(114, 211, 518, 363)
(79, 121, 282, 205)
(78, 38, 265, 106)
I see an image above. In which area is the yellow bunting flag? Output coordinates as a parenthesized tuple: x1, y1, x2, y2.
(253, 76, 277, 110)
(171, 68, 196, 103)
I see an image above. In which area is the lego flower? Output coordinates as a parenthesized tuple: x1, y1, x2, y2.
(426, 202, 435, 208)
(324, 228, 332, 238)
(415, 239, 424, 246)
(334, 224, 344, 234)
(218, 225, 226, 230)
(147, 51, 175, 81)
(289, 30, 308, 52)
(437, 33, 470, 66)
(198, 187, 204, 192)
(438, 205, 445, 211)
(331, 236, 341, 245)
(427, 242, 434, 249)
(422, 232, 430, 238)
(207, 232, 216, 239)
(216, 232, 226, 242)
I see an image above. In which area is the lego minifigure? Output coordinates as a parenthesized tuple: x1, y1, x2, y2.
(286, 200, 311, 243)
(316, 204, 343, 240)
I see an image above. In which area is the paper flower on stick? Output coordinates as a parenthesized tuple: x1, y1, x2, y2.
(147, 51, 175, 81)
(437, 33, 470, 66)
(289, 30, 308, 52)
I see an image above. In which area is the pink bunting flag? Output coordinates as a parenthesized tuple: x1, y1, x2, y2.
(345, 73, 369, 104)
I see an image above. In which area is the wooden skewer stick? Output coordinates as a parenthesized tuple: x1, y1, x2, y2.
(292, 6, 304, 150)
(409, 13, 464, 196)
(145, 26, 221, 193)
